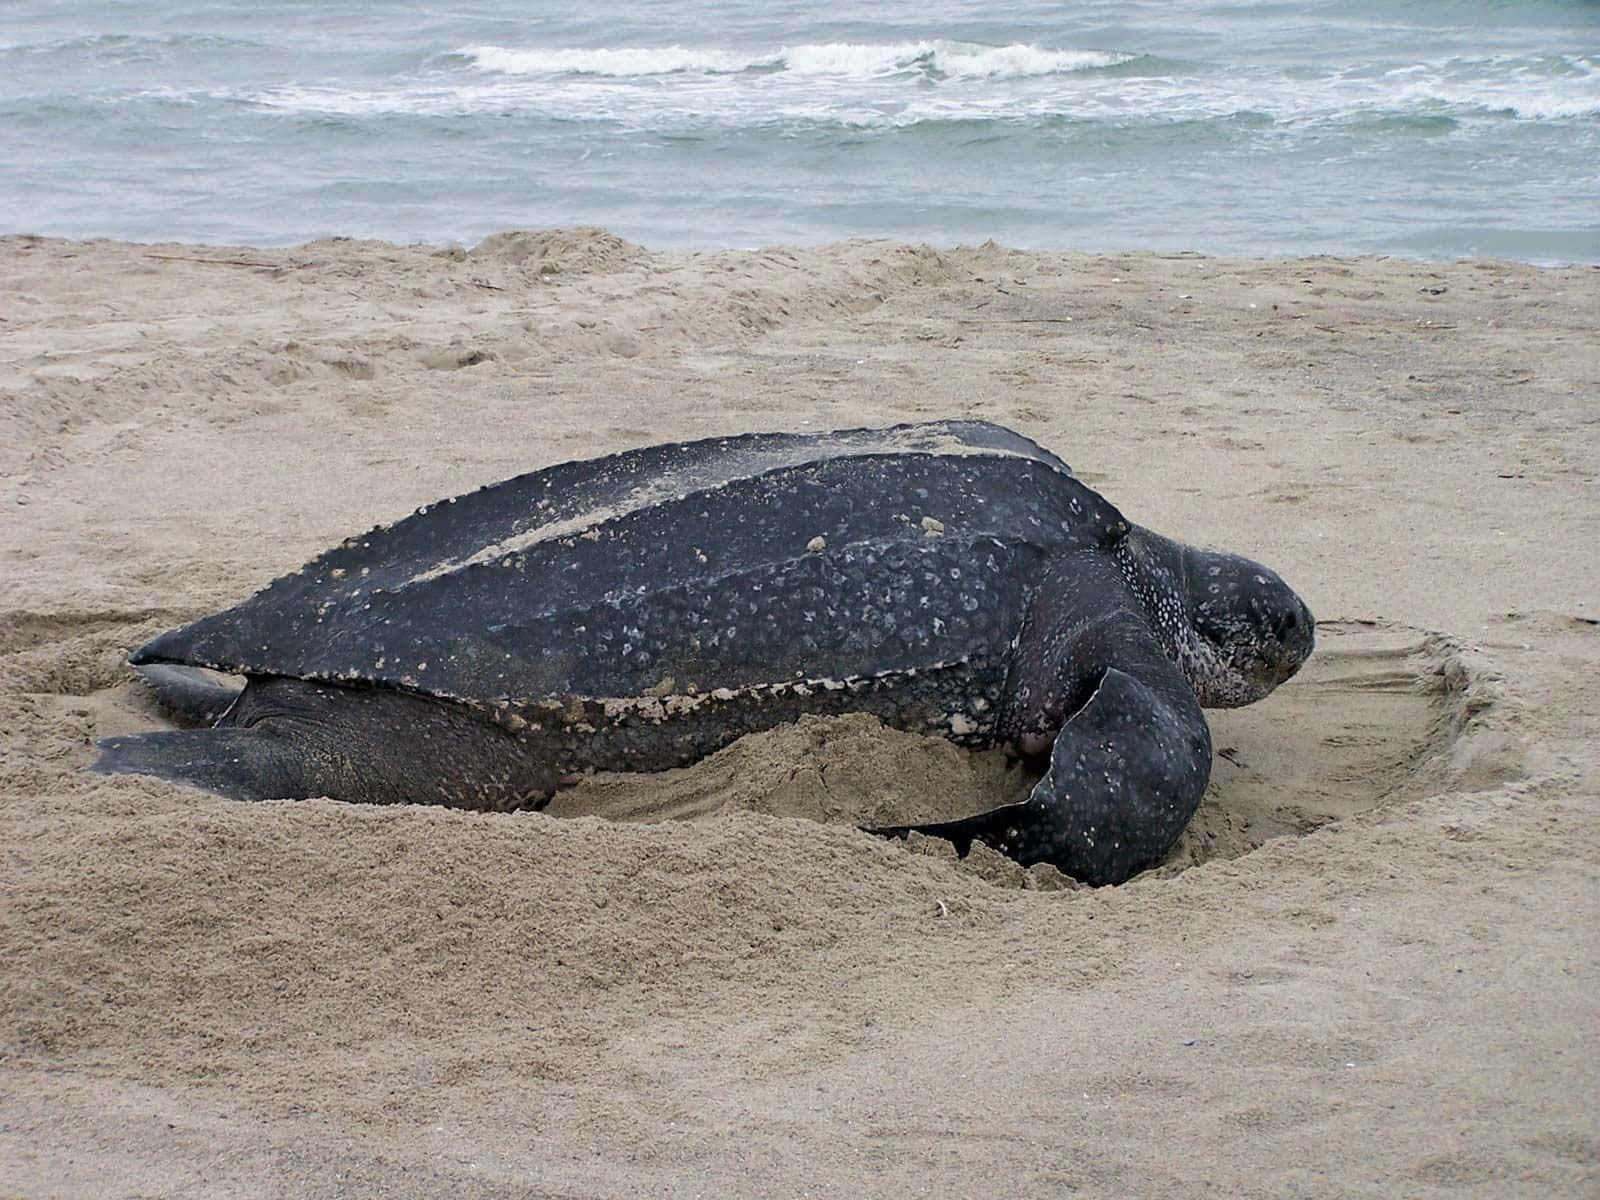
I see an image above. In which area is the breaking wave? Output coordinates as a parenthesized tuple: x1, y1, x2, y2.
(456, 41, 1134, 81)
(1381, 54, 1600, 121)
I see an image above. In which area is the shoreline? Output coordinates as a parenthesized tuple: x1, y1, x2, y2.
(2, 230, 1596, 1197)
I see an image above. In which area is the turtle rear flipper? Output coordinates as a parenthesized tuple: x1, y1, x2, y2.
(94, 727, 323, 802)
(870, 552, 1212, 886)
(96, 676, 555, 811)
(133, 663, 244, 726)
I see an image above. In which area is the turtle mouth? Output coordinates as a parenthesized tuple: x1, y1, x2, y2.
(1263, 651, 1306, 690)
(1242, 628, 1314, 696)
(1225, 592, 1316, 695)
(1203, 636, 1311, 708)
(1233, 657, 1283, 703)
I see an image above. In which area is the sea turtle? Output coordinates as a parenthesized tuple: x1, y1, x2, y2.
(96, 419, 1313, 885)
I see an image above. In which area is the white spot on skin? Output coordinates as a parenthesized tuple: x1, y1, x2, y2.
(921, 516, 945, 536)
(950, 713, 977, 735)
(806, 535, 827, 553)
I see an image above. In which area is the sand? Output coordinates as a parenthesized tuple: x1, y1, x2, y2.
(1, 230, 1596, 1197)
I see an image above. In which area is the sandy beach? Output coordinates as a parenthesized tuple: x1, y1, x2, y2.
(2, 230, 1596, 1197)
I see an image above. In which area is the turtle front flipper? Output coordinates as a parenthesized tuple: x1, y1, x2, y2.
(871, 666, 1211, 885)
(870, 552, 1212, 886)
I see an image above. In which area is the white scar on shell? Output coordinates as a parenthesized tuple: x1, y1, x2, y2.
(364, 428, 1056, 591)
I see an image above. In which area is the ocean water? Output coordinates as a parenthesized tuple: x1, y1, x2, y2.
(3, 1, 1597, 262)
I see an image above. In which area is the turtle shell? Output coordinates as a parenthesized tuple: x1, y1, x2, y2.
(133, 420, 1128, 706)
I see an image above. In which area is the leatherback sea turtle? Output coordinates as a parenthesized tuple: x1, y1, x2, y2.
(97, 420, 1313, 885)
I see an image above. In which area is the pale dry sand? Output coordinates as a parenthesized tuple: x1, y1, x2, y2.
(1, 230, 1596, 1197)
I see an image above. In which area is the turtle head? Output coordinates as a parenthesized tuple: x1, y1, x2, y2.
(1180, 544, 1315, 706)
(1117, 527, 1315, 708)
